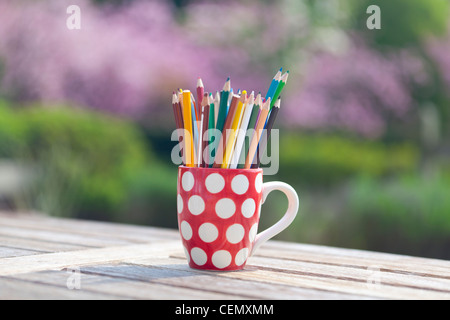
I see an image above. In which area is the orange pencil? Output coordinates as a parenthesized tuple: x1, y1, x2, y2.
(222, 92, 247, 168)
(244, 97, 271, 169)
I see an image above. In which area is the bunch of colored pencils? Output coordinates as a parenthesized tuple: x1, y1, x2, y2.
(172, 68, 289, 169)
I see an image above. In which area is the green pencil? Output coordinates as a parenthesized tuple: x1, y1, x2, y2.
(210, 78, 230, 166)
(270, 71, 288, 110)
(208, 92, 215, 130)
(215, 77, 230, 133)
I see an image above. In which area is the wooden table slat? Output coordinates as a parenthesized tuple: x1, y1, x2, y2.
(1, 212, 449, 300)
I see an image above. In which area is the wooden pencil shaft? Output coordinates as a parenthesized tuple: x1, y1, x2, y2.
(172, 98, 184, 165)
(215, 78, 230, 133)
(191, 101, 199, 167)
(222, 95, 246, 168)
(213, 94, 239, 168)
(196, 78, 204, 120)
(253, 103, 279, 168)
(216, 91, 229, 133)
(229, 92, 254, 169)
(198, 110, 204, 168)
(201, 103, 210, 168)
(244, 98, 271, 169)
(208, 95, 215, 131)
(237, 100, 260, 169)
(214, 91, 220, 128)
(182, 90, 194, 167)
(177, 103, 186, 166)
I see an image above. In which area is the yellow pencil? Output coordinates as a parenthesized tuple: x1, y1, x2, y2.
(182, 90, 194, 167)
(244, 97, 271, 169)
(222, 91, 247, 168)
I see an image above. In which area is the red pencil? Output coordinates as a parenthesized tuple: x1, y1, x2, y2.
(172, 91, 185, 165)
(196, 78, 204, 123)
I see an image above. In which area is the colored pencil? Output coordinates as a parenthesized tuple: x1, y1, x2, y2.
(191, 100, 199, 166)
(214, 91, 220, 128)
(213, 94, 240, 168)
(244, 97, 271, 169)
(173, 68, 285, 169)
(237, 92, 261, 168)
(196, 77, 204, 121)
(172, 92, 181, 131)
(265, 68, 282, 101)
(270, 71, 288, 110)
(181, 90, 194, 167)
(208, 93, 215, 131)
(177, 89, 183, 110)
(252, 96, 280, 168)
(222, 91, 247, 168)
(230, 91, 254, 169)
(216, 77, 230, 133)
(198, 107, 204, 168)
(172, 92, 185, 165)
(201, 93, 210, 167)
(208, 93, 218, 167)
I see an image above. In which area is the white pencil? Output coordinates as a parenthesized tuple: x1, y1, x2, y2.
(229, 91, 255, 169)
(214, 91, 220, 128)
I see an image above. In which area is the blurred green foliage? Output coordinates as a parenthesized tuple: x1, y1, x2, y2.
(352, 0, 449, 47)
(259, 132, 450, 259)
(279, 133, 419, 186)
(344, 174, 450, 259)
(122, 163, 178, 228)
(348, 174, 450, 238)
(0, 102, 154, 221)
(272, 172, 450, 260)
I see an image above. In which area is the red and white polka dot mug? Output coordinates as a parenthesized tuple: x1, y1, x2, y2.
(177, 166, 299, 271)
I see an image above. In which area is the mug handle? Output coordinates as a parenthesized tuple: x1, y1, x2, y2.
(251, 181, 299, 255)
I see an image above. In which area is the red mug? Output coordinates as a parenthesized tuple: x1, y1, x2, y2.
(177, 166, 299, 271)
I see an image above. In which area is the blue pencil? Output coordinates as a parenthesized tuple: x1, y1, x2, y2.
(265, 67, 282, 101)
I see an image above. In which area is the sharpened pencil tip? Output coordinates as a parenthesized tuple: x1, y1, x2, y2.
(274, 96, 281, 108)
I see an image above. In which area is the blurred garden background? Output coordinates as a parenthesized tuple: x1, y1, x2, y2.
(0, 0, 449, 259)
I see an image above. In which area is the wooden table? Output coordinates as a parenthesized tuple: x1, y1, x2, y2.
(0, 212, 449, 300)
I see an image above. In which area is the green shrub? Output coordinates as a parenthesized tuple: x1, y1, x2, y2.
(121, 162, 178, 228)
(265, 171, 450, 260)
(344, 174, 450, 259)
(279, 133, 419, 186)
(0, 102, 27, 157)
(0, 102, 153, 220)
(352, 0, 449, 48)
